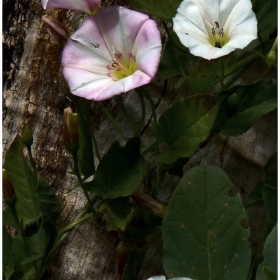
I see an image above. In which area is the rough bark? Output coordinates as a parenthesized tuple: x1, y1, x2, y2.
(3, 0, 277, 279)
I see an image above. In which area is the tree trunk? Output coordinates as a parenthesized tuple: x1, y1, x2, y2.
(3, 0, 277, 279)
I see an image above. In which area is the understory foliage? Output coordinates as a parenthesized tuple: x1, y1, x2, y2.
(3, 0, 277, 279)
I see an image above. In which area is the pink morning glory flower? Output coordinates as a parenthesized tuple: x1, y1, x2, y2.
(41, 0, 100, 15)
(173, 0, 257, 60)
(61, 6, 162, 101)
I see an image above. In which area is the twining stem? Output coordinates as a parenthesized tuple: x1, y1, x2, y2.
(138, 88, 160, 154)
(116, 96, 137, 134)
(162, 20, 186, 53)
(136, 91, 146, 136)
(219, 57, 225, 92)
(72, 152, 96, 216)
(99, 101, 128, 141)
(21, 196, 97, 280)
(92, 131, 101, 162)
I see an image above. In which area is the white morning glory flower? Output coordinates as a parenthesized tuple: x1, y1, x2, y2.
(173, 0, 258, 60)
(61, 6, 162, 101)
(41, 0, 101, 15)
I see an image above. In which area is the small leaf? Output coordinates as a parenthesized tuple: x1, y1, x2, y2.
(83, 138, 146, 198)
(256, 225, 277, 280)
(100, 197, 133, 231)
(158, 95, 219, 166)
(219, 79, 277, 136)
(4, 135, 41, 226)
(37, 178, 61, 253)
(163, 166, 251, 279)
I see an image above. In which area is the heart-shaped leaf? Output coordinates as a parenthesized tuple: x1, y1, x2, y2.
(163, 166, 251, 279)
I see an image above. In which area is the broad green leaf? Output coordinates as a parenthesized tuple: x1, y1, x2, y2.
(4, 206, 21, 231)
(127, 0, 181, 20)
(158, 95, 219, 166)
(157, 32, 190, 79)
(100, 197, 133, 231)
(262, 185, 277, 229)
(4, 135, 41, 225)
(37, 178, 61, 253)
(253, 0, 277, 42)
(163, 166, 251, 280)
(83, 138, 146, 198)
(219, 79, 277, 136)
(185, 57, 230, 94)
(256, 225, 277, 280)
(3, 225, 15, 280)
(76, 98, 95, 179)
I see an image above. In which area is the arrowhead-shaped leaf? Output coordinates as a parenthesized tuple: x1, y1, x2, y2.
(83, 138, 146, 198)
(158, 95, 219, 166)
(4, 135, 41, 226)
(163, 166, 251, 279)
(219, 79, 277, 136)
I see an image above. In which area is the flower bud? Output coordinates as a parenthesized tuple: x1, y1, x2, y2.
(22, 125, 33, 147)
(42, 15, 69, 45)
(266, 37, 278, 68)
(3, 169, 17, 206)
(63, 107, 79, 153)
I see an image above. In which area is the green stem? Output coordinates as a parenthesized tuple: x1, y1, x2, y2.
(72, 152, 96, 216)
(219, 57, 225, 92)
(99, 102, 128, 141)
(162, 20, 186, 53)
(21, 196, 97, 280)
(92, 131, 101, 162)
(224, 52, 258, 77)
(136, 91, 146, 136)
(140, 88, 160, 154)
(116, 96, 137, 134)
(141, 140, 156, 155)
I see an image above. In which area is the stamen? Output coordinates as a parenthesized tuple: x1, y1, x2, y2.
(215, 21, 219, 28)
(91, 43, 99, 48)
(212, 27, 216, 35)
(219, 28, 224, 37)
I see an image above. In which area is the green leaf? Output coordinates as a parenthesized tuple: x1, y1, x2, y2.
(83, 138, 146, 198)
(100, 197, 133, 231)
(185, 57, 230, 94)
(157, 32, 190, 79)
(76, 98, 95, 179)
(158, 95, 219, 166)
(256, 225, 277, 280)
(163, 166, 251, 279)
(219, 79, 277, 136)
(4, 136, 41, 226)
(3, 225, 15, 280)
(37, 178, 61, 253)
(262, 184, 277, 229)
(253, 0, 277, 42)
(127, 0, 181, 20)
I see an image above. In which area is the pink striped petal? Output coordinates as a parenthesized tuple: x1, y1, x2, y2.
(61, 6, 162, 101)
(41, 0, 100, 14)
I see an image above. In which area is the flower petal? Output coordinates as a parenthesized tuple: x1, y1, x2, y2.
(94, 6, 151, 56)
(173, 0, 257, 60)
(41, 0, 100, 14)
(61, 6, 162, 100)
(133, 20, 162, 77)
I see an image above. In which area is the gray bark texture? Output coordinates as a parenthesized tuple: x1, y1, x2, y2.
(3, 0, 277, 279)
